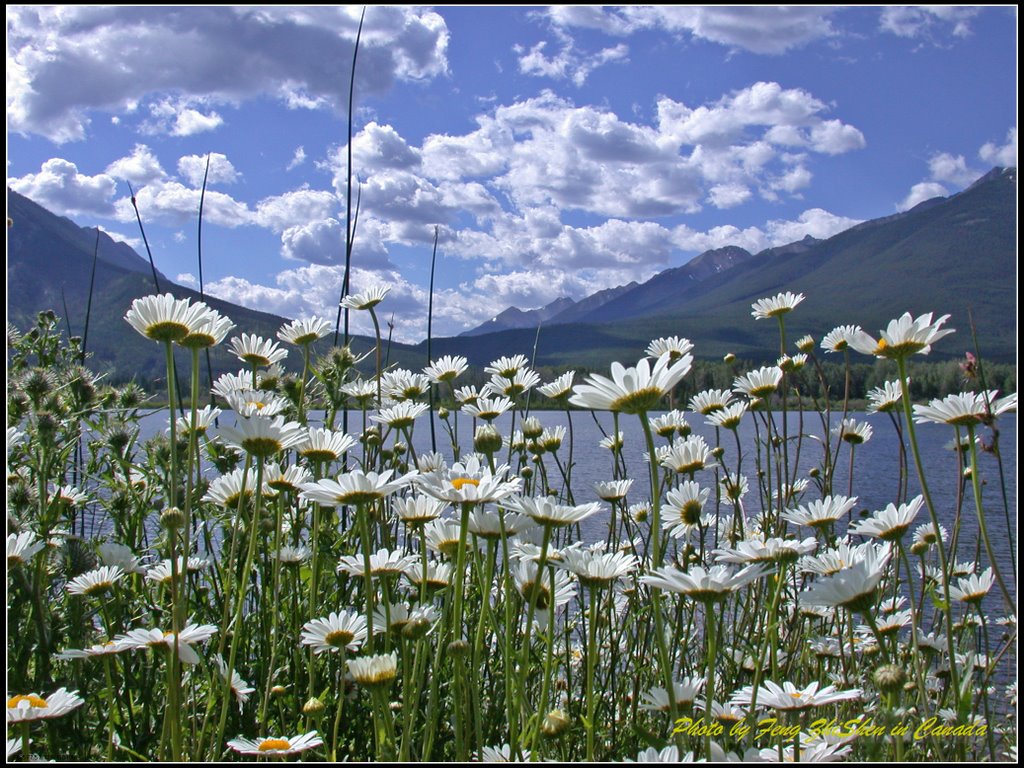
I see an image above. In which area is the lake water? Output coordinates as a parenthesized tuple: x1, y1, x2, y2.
(130, 406, 1017, 591)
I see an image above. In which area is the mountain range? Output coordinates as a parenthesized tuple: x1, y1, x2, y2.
(441, 166, 1017, 365)
(6, 166, 1017, 385)
(6, 189, 408, 384)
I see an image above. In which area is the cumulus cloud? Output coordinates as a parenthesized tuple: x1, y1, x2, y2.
(897, 132, 1014, 213)
(8, 158, 118, 216)
(979, 127, 1017, 168)
(927, 152, 979, 187)
(254, 189, 339, 233)
(548, 6, 837, 54)
(172, 108, 224, 136)
(176, 272, 198, 287)
(205, 264, 430, 341)
(7, 6, 450, 142)
(764, 208, 862, 245)
(707, 183, 751, 209)
(896, 181, 948, 212)
(350, 122, 421, 171)
(177, 152, 239, 186)
(280, 219, 346, 264)
(105, 144, 167, 186)
(113, 181, 253, 227)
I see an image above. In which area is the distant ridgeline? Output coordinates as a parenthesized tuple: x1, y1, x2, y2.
(7, 167, 1017, 388)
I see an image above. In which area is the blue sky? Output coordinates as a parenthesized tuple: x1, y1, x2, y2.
(7, 6, 1017, 342)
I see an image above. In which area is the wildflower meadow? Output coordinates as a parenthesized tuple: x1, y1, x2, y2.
(6, 291, 1017, 762)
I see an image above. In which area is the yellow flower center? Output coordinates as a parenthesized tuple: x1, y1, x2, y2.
(876, 338, 888, 352)
(451, 478, 480, 491)
(325, 629, 355, 648)
(790, 692, 803, 699)
(8, 694, 48, 708)
(258, 739, 292, 752)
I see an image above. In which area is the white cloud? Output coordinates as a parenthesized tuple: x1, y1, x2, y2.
(141, 97, 225, 137)
(205, 264, 432, 341)
(350, 122, 421, 171)
(808, 120, 866, 155)
(6, 6, 450, 142)
(707, 183, 751, 209)
(927, 152, 979, 187)
(515, 37, 629, 87)
(104, 144, 167, 186)
(172, 108, 224, 136)
(656, 83, 862, 151)
(770, 165, 813, 194)
(548, 6, 837, 55)
(286, 146, 307, 171)
(177, 153, 239, 186)
(176, 272, 198, 287)
(764, 208, 861, 245)
(280, 219, 346, 264)
(979, 127, 1017, 168)
(879, 7, 981, 40)
(8, 158, 118, 216)
(254, 189, 339, 233)
(896, 181, 948, 212)
(113, 181, 253, 228)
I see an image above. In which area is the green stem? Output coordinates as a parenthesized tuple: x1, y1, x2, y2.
(965, 424, 1015, 613)
(451, 501, 474, 761)
(895, 356, 962, 708)
(213, 458, 265, 758)
(639, 413, 680, 735)
(330, 647, 347, 761)
(585, 583, 599, 761)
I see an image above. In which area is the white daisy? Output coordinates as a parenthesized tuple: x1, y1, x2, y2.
(65, 565, 124, 597)
(538, 371, 576, 400)
(340, 286, 390, 311)
(751, 291, 805, 320)
(848, 311, 955, 359)
(297, 428, 356, 464)
(228, 333, 289, 368)
(645, 336, 694, 361)
(227, 731, 323, 756)
(218, 414, 307, 458)
(569, 353, 693, 414)
(7, 531, 45, 567)
(124, 293, 209, 343)
(689, 388, 735, 415)
(848, 495, 924, 541)
(300, 611, 369, 654)
(733, 366, 782, 399)
(348, 652, 398, 688)
(214, 654, 256, 705)
(178, 308, 235, 350)
(6, 688, 85, 723)
(820, 324, 862, 353)
(423, 354, 469, 384)
(277, 317, 332, 346)
(301, 469, 417, 507)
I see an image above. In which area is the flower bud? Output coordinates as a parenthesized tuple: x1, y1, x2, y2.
(541, 708, 571, 737)
(302, 696, 326, 715)
(873, 664, 907, 694)
(474, 424, 503, 454)
(160, 507, 186, 531)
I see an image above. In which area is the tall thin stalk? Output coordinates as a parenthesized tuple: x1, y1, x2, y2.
(334, 6, 367, 348)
